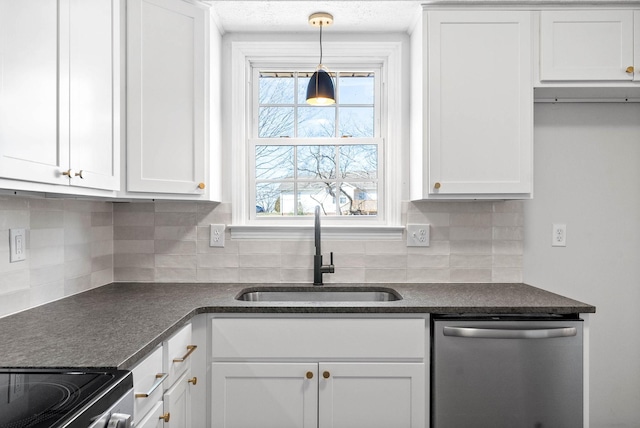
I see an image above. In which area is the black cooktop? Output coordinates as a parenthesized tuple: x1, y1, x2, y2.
(0, 369, 132, 428)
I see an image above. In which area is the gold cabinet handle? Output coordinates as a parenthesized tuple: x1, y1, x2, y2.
(135, 373, 168, 398)
(74, 170, 84, 179)
(626, 66, 635, 73)
(434, 182, 441, 189)
(173, 345, 197, 362)
(198, 182, 205, 189)
(323, 371, 330, 379)
(159, 412, 170, 423)
(306, 371, 314, 379)
(62, 169, 73, 178)
(188, 376, 198, 385)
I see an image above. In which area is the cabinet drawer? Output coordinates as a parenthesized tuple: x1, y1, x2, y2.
(132, 346, 166, 424)
(211, 318, 425, 360)
(164, 323, 194, 387)
(135, 400, 164, 428)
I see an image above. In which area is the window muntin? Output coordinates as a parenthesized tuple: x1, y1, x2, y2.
(251, 68, 381, 220)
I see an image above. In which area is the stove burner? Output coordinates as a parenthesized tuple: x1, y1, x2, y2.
(2, 380, 83, 428)
(0, 369, 132, 428)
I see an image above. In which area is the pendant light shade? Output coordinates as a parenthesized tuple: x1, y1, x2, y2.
(306, 12, 335, 105)
(306, 67, 335, 105)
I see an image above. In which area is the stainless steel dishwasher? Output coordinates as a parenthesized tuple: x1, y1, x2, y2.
(432, 314, 583, 428)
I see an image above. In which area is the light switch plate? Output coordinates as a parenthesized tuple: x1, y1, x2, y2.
(210, 224, 225, 247)
(9, 228, 26, 262)
(406, 224, 430, 247)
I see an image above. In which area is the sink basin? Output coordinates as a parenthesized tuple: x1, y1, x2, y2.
(235, 287, 401, 302)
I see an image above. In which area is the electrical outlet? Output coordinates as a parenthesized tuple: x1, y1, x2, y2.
(406, 224, 430, 247)
(552, 224, 567, 247)
(210, 224, 225, 248)
(9, 228, 26, 262)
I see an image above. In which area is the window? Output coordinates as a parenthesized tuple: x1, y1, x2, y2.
(251, 69, 381, 220)
(229, 40, 403, 238)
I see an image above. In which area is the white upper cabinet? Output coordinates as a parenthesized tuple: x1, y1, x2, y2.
(0, 0, 63, 186)
(636, 11, 640, 81)
(411, 10, 533, 199)
(67, 0, 120, 190)
(0, 0, 119, 192)
(540, 10, 637, 82)
(126, 0, 209, 198)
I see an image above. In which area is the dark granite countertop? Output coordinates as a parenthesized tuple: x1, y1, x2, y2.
(0, 282, 594, 370)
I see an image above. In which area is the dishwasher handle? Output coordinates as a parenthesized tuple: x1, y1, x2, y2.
(443, 326, 577, 339)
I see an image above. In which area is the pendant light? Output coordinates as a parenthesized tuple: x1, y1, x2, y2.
(306, 12, 335, 105)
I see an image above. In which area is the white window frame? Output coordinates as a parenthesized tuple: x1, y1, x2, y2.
(229, 41, 403, 240)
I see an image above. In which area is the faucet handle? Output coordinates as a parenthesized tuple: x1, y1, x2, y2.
(330, 252, 334, 265)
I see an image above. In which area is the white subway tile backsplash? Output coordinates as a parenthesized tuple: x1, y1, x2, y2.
(155, 267, 197, 282)
(155, 226, 197, 241)
(451, 268, 492, 283)
(407, 268, 450, 283)
(239, 254, 281, 268)
(155, 254, 197, 269)
(0, 196, 525, 317)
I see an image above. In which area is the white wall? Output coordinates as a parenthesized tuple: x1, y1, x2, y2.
(524, 102, 640, 427)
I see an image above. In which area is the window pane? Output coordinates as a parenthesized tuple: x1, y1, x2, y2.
(297, 106, 335, 137)
(297, 146, 336, 179)
(259, 75, 294, 104)
(298, 76, 310, 102)
(256, 145, 294, 180)
(339, 107, 374, 137)
(259, 107, 294, 138)
(339, 145, 377, 179)
(336, 181, 378, 216)
(339, 74, 374, 104)
(256, 182, 295, 216)
(297, 182, 335, 216)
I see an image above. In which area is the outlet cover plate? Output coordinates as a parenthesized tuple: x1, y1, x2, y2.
(210, 224, 225, 247)
(407, 224, 430, 247)
(9, 228, 26, 262)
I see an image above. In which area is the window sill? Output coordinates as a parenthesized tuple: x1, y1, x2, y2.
(229, 225, 405, 241)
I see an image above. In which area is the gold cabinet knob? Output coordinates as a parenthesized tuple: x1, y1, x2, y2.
(188, 376, 198, 385)
(626, 66, 635, 73)
(434, 182, 441, 189)
(323, 371, 330, 379)
(198, 182, 205, 189)
(306, 371, 314, 379)
(62, 169, 73, 178)
(74, 170, 84, 179)
(160, 412, 170, 422)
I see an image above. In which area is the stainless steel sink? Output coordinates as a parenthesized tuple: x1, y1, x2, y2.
(235, 287, 401, 302)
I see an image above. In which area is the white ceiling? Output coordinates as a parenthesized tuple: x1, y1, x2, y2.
(206, 1, 423, 33)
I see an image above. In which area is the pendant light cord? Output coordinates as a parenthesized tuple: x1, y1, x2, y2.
(319, 22, 323, 65)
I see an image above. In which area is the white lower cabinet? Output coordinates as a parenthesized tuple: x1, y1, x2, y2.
(136, 401, 165, 428)
(212, 363, 318, 428)
(163, 370, 194, 428)
(210, 317, 426, 428)
(132, 323, 200, 427)
(132, 346, 167, 426)
(318, 362, 424, 428)
(211, 362, 424, 428)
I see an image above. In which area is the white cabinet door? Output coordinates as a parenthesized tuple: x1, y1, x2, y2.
(136, 401, 165, 428)
(0, 0, 118, 191)
(127, 0, 206, 195)
(426, 11, 533, 196)
(0, 0, 67, 185)
(540, 10, 635, 81)
(635, 11, 640, 82)
(133, 346, 167, 427)
(211, 362, 318, 428)
(318, 363, 425, 428)
(67, 0, 119, 190)
(163, 370, 192, 428)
